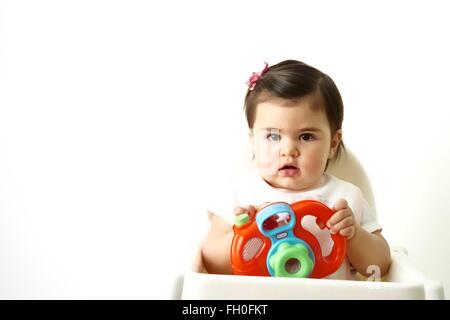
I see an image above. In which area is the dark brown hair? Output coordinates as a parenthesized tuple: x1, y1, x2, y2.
(244, 59, 345, 165)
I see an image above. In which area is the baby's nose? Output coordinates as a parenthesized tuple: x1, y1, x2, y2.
(281, 145, 299, 157)
(280, 139, 299, 157)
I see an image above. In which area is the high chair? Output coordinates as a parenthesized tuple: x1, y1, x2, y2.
(176, 149, 445, 299)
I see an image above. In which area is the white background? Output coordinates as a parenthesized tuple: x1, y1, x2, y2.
(1, 0, 449, 299)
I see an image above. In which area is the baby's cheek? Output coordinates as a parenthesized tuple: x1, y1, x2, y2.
(302, 149, 328, 173)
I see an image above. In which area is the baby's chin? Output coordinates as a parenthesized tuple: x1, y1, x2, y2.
(263, 176, 311, 192)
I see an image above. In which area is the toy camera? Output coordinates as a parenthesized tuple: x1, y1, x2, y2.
(231, 200, 346, 278)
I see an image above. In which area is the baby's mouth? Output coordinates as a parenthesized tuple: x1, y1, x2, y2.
(278, 164, 299, 177)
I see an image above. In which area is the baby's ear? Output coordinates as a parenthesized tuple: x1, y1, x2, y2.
(329, 130, 342, 158)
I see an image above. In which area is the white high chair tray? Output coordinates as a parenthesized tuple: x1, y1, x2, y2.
(180, 246, 444, 300)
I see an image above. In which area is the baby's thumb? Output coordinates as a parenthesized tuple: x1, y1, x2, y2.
(233, 202, 270, 219)
(233, 205, 256, 217)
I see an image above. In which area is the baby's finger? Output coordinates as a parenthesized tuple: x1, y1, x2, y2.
(246, 206, 257, 217)
(327, 209, 351, 228)
(338, 226, 356, 240)
(233, 202, 271, 219)
(333, 199, 348, 212)
(330, 217, 354, 234)
(233, 205, 256, 217)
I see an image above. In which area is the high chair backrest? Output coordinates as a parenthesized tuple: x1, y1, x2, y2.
(325, 148, 376, 210)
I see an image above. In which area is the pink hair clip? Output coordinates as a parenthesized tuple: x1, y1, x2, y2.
(246, 62, 269, 91)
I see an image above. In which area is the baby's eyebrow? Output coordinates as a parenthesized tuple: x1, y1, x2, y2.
(297, 127, 321, 132)
(262, 127, 321, 133)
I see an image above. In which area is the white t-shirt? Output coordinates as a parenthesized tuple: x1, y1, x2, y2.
(206, 164, 382, 280)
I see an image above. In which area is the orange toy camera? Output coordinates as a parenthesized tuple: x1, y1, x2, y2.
(231, 200, 346, 278)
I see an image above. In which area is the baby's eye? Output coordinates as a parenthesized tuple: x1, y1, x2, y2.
(299, 133, 315, 141)
(265, 133, 281, 141)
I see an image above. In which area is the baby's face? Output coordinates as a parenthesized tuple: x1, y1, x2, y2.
(251, 94, 341, 192)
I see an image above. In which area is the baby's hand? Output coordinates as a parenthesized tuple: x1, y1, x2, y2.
(327, 199, 357, 240)
(233, 202, 270, 219)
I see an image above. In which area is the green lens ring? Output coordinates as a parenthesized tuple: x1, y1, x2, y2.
(269, 242, 314, 278)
